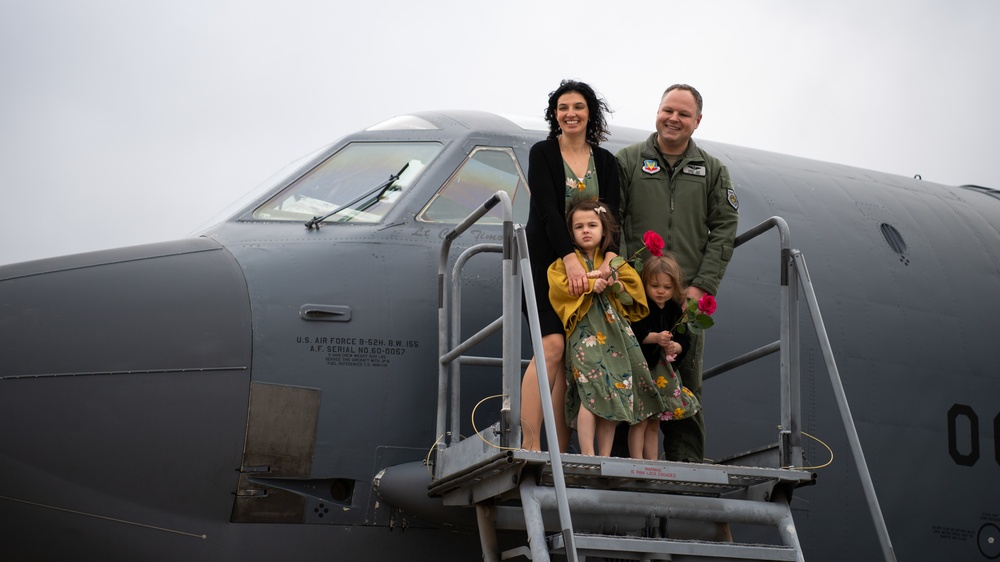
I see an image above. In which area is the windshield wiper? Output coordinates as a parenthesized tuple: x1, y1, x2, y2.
(304, 161, 410, 229)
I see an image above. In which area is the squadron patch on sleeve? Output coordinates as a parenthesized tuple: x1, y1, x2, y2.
(641, 159, 661, 174)
(727, 188, 739, 210)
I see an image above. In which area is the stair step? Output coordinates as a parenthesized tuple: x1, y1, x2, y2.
(548, 533, 799, 561)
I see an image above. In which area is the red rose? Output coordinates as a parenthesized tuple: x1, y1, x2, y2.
(642, 230, 664, 257)
(697, 294, 717, 315)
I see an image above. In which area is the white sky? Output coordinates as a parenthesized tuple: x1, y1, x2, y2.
(1, 0, 998, 265)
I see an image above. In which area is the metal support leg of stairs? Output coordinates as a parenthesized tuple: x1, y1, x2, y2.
(431, 440, 813, 562)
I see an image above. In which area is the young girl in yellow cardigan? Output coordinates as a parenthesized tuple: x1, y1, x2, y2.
(548, 199, 674, 458)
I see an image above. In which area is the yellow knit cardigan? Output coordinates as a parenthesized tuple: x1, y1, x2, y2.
(547, 249, 649, 337)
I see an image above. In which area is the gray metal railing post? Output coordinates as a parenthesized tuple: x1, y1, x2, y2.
(734, 216, 802, 469)
(506, 233, 522, 448)
(436, 227, 456, 467)
(448, 247, 463, 446)
(780, 243, 803, 470)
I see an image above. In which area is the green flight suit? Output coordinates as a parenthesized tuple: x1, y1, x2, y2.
(616, 133, 739, 462)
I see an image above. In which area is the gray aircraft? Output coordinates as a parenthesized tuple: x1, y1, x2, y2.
(1, 110, 998, 561)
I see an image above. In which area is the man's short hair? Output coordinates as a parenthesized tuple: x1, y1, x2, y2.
(662, 84, 703, 115)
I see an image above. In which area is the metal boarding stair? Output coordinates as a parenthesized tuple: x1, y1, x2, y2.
(430, 442, 813, 561)
(430, 192, 896, 561)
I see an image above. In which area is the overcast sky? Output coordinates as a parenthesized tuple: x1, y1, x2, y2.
(2, 0, 997, 265)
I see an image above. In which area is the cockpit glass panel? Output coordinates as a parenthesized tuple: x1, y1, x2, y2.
(418, 147, 529, 224)
(252, 142, 442, 223)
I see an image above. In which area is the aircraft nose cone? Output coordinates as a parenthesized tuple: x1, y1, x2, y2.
(0, 237, 255, 559)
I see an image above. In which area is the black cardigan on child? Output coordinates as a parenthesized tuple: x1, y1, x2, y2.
(631, 299, 691, 369)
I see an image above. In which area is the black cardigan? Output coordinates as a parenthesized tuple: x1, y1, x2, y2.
(631, 299, 691, 369)
(522, 138, 621, 335)
(524, 138, 621, 276)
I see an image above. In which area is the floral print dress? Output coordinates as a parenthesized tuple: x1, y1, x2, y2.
(632, 301, 701, 422)
(646, 348, 700, 422)
(563, 151, 597, 209)
(556, 255, 667, 427)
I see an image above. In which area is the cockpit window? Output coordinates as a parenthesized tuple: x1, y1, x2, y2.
(252, 142, 442, 223)
(417, 147, 529, 224)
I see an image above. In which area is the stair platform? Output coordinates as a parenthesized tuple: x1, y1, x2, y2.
(429, 434, 815, 507)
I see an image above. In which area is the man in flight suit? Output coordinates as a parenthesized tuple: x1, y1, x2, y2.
(617, 84, 739, 462)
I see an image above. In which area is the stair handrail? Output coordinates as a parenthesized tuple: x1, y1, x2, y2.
(435, 190, 579, 562)
(514, 226, 578, 561)
(791, 249, 897, 562)
(707, 216, 896, 562)
(436, 191, 513, 452)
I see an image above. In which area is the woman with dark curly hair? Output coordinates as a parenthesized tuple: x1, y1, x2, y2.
(521, 79, 621, 452)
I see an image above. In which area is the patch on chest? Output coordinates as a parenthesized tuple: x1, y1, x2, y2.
(681, 164, 706, 176)
(641, 159, 661, 174)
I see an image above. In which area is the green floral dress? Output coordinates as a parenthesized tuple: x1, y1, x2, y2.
(647, 349, 701, 422)
(563, 151, 597, 210)
(632, 301, 702, 422)
(561, 257, 668, 426)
